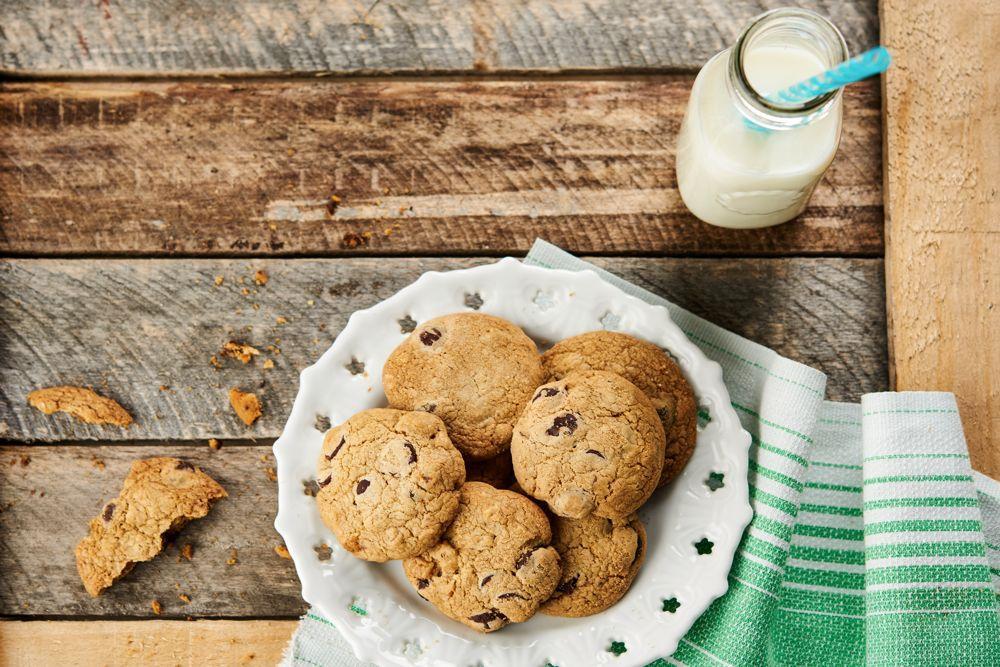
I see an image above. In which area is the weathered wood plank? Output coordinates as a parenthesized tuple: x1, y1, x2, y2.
(0, 257, 887, 442)
(0, 1, 878, 75)
(881, 0, 999, 479)
(0, 444, 304, 618)
(0, 620, 296, 666)
(0, 78, 884, 257)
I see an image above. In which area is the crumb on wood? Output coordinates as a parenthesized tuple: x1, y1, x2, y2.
(229, 388, 262, 426)
(275, 544, 291, 559)
(265, 466, 277, 482)
(180, 543, 194, 561)
(307, 299, 315, 306)
(91, 457, 105, 470)
(19, 455, 30, 467)
(241, 287, 251, 296)
(210, 355, 222, 369)
(159, 385, 171, 392)
(227, 548, 239, 566)
(179, 593, 191, 604)
(214, 275, 224, 286)
(275, 316, 287, 325)
(208, 438, 220, 450)
(27, 386, 132, 427)
(340, 232, 369, 249)
(262, 359, 275, 370)
(221, 341, 260, 364)
(151, 599, 162, 615)
(254, 270, 268, 286)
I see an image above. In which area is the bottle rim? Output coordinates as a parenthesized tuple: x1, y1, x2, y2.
(728, 8, 849, 130)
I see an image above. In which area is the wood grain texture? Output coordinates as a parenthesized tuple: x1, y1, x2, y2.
(0, 619, 295, 665)
(0, 444, 304, 617)
(0, 257, 887, 443)
(881, 0, 999, 478)
(0, 78, 884, 257)
(0, 0, 878, 75)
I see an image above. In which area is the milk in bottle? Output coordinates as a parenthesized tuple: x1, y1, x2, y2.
(676, 9, 849, 228)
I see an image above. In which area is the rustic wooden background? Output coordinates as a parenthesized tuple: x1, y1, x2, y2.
(0, 0, 993, 664)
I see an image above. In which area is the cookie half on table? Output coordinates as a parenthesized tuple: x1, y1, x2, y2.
(315, 408, 465, 562)
(403, 482, 561, 633)
(382, 312, 544, 461)
(541, 513, 646, 617)
(511, 370, 665, 519)
(75, 457, 226, 596)
(542, 330, 698, 487)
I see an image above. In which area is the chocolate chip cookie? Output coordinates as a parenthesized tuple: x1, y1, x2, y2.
(541, 513, 646, 617)
(315, 409, 465, 562)
(403, 482, 561, 632)
(382, 313, 544, 460)
(76, 457, 227, 596)
(463, 450, 515, 488)
(542, 331, 697, 487)
(511, 370, 665, 519)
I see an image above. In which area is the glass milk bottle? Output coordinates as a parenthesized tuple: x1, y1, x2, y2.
(676, 8, 849, 228)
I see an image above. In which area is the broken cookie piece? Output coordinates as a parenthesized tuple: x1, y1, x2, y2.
(75, 457, 226, 596)
(229, 388, 262, 425)
(221, 341, 260, 364)
(28, 386, 132, 427)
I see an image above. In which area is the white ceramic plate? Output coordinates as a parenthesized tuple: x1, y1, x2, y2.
(274, 258, 752, 667)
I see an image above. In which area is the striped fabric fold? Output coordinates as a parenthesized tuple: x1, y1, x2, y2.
(283, 241, 1000, 667)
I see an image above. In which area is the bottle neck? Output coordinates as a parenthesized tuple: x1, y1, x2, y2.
(726, 8, 848, 131)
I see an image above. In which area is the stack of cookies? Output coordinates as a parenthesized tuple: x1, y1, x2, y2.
(314, 312, 697, 632)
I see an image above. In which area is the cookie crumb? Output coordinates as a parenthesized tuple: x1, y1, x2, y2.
(179, 593, 191, 604)
(180, 543, 194, 561)
(326, 194, 342, 215)
(265, 466, 277, 482)
(227, 548, 239, 566)
(19, 455, 30, 467)
(91, 457, 106, 470)
(253, 270, 269, 286)
(208, 438, 220, 450)
(221, 341, 260, 364)
(229, 388, 261, 426)
(151, 599, 162, 615)
(214, 275, 224, 286)
(28, 386, 132, 427)
(209, 355, 222, 369)
(159, 385, 171, 392)
(275, 316, 287, 325)
(262, 359, 275, 370)
(275, 544, 291, 559)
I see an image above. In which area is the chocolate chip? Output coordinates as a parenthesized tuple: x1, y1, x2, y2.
(175, 461, 195, 471)
(546, 413, 578, 436)
(326, 436, 345, 460)
(418, 402, 437, 413)
(468, 609, 509, 629)
(102, 503, 115, 522)
(497, 592, 525, 600)
(417, 578, 430, 589)
(318, 474, 332, 488)
(554, 574, 579, 596)
(480, 574, 493, 587)
(533, 387, 560, 402)
(403, 442, 417, 464)
(514, 547, 539, 570)
(585, 449, 605, 458)
(356, 479, 370, 495)
(419, 328, 442, 346)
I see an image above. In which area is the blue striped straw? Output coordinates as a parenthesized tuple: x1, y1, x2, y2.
(768, 46, 892, 105)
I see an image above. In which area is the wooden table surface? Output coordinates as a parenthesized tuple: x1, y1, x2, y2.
(0, 1, 994, 665)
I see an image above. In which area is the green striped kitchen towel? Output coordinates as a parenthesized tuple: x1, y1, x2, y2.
(283, 240, 1000, 666)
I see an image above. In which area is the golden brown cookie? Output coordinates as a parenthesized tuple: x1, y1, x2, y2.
(463, 450, 515, 488)
(75, 457, 227, 596)
(541, 513, 646, 617)
(316, 409, 465, 562)
(403, 482, 561, 633)
(542, 331, 697, 487)
(28, 385, 132, 427)
(511, 370, 665, 519)
(382, 313, 543, 460)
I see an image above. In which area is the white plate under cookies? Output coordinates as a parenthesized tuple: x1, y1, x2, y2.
(274, 258, 752, 667)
